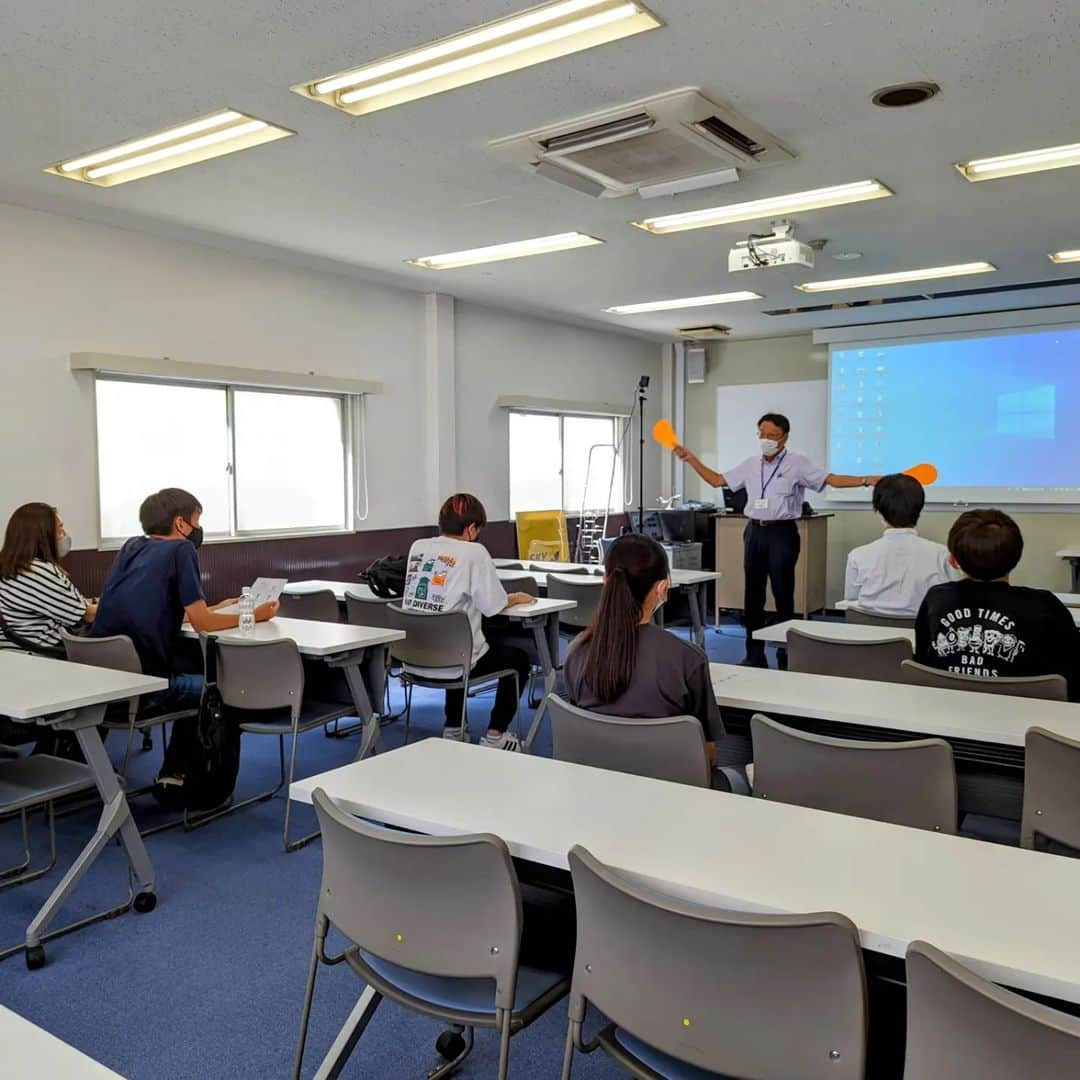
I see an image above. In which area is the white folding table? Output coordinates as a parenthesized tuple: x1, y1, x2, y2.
(182, 618, 403, 760)
(709, 661, 1080, 748)
(837, 595, 1080, 611)
(292, 739, 1080, 1012)
(1057, 547, 1080, 593)
(0, 1004, 124, 1078)
(0, 651, 165, 968)
(494, 560, 721, 648)
(753, 619, 916, 646)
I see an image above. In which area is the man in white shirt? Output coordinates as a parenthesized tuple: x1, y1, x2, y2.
(844, 473, 955, 618)
(403, 493, 535, 750)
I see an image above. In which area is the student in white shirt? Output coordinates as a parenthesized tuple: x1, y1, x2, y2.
(844, 473, 954, 618)
(403, 493, 535, 750)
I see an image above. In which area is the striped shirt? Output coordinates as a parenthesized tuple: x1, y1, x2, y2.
(0, 559, 88, 652)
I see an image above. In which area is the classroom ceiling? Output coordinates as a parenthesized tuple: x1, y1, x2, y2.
(3, 0, 1080, 342)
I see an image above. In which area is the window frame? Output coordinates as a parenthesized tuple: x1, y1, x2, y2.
(92, 373, 357, 548)
(508, 408, 630, 517)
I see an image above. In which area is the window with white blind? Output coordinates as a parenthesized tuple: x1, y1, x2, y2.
(508, 410, 627, 516)
(94, 375, 354, 543)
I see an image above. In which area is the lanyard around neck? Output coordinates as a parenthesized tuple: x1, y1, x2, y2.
(760, 450, 787, 496)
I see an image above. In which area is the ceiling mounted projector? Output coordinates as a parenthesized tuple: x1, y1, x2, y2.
(728, 220, 814, 273)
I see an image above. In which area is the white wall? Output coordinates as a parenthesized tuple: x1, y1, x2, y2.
(0, 201, 660, 543)
(681, 332, 1078, 595)
(454, 301, 663, 518)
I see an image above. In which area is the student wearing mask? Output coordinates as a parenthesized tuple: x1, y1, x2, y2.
(92, 488, 278, 715)
(402, 493, 535, 750)
(844, 473, 955, 618)
(915, 509, 1080, 700)
(676, 413, 880, 666)
(564, 534, 739, 786)
(0, 502, 95, 655)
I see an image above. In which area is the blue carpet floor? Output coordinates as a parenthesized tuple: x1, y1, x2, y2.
(0, 622, 750, 1078)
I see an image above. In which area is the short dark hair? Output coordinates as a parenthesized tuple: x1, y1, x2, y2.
(438, 493, 488, 536)
(872, 473, 925, 528)
(758, 412, 790, 435)
(139, 488, 202, 537)
(948, 509, 1023, 581)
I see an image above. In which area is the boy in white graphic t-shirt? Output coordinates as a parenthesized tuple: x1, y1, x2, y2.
(403, 493, 535, 749)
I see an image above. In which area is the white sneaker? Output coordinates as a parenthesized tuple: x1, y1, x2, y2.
(480, 731, 522, 752)
(442, 726, 467, 741)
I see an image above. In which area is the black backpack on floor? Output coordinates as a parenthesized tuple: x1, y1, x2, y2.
(362, 554, 408, 599)
(153, 636, 241, 812)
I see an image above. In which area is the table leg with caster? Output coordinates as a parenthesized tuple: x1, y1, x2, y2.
(20, 707, 155, 969)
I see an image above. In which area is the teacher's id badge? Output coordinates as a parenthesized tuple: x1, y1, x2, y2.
(753, 498, 769, 510)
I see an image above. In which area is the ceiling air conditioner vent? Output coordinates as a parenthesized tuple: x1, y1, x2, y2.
(489, 88, 794, 199)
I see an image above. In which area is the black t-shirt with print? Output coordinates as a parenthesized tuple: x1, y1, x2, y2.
(915, 579, 1080, 701)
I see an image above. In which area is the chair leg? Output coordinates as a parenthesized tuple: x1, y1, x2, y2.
(561, 1020, 577, 1080)
(496, 1011, 512, 1080)
(403, 680, 412, 746)
(293, 938, 321, 1080)
(283, 727, 319, 853)
(459, 674, 470, 739)
(119, 721, 137, 788)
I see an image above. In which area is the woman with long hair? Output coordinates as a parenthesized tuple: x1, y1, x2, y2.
(563, 533, 723, 745)
(0, 502, 95, 655)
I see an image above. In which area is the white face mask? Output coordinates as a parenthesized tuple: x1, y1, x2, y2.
(759, 438, 781, 456)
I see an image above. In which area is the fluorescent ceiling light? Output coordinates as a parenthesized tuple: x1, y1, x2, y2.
(794, 261, 996, 293)
(631, 179, 893, 235)
(1049, 250, 1080, 264)
(408, 232, 603, 269)
(605, 291, 761, 314)
(957, 142, 1080, 182)
(45, 110, 293, 187)
(295, 0, 662, 116)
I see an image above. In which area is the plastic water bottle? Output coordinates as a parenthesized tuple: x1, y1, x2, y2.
(239, 587, 255, 635)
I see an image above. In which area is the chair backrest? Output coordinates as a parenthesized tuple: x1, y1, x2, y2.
(384, 605, 473, 672)
(496, 575, 539, 597)
(568, 845, 867, 1079)
(277, 589, 341, 623)
(311, 788, 523, 1009)
(344, 590, 395, 630)
(546, 575, 602, 628)
(61, 629, 142, 674)
(1021, 726, 1080, 852)
(900, 659, 1068, 701)
(213, 636, 305, 715)
(500, 562, 523, 571)
(904, 940, 1080, 1078)
(751, 714, 957, 833)
(844, 607, 917, 630)
(787, 627, 912, 683)
(548, 695, 710, 787)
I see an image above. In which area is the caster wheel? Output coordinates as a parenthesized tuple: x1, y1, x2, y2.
(25, 945, 46, 970)
(435, 1031, 466, 1061)
(141, 734, 153, 752)
(133, 891, 157, 914)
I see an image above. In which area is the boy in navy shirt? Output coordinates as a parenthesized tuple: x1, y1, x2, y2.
(93, 488, 278, 714)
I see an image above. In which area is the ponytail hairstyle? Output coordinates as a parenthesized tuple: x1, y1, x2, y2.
(578, 534, 669, 703)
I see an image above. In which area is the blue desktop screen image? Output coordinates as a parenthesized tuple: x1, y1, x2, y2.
(829, 327, 1080, 489)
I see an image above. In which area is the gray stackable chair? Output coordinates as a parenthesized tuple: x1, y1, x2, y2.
(343, 588, 399, 726)
(61, 630, 197, 791)
(546, 574, 603, 634)
(535, 564, 591, 575)
(1020, 726, 1080, 855)
(384, 605, 522, 745)
(548, 694, 710, 788)
(499, 561, 524, 571)
(277, 589, 341, 623)
(211, 636, 352, 851)
(751, 713, 958, 833)
(497, 575, 539, 597)
(904, 940, 1080, 1078)
(563, 845, 867, 1080)
(787, 626, 913, 683)
(293, 788, 571, 1080)
(845, 607, 917, 630)
(900, 659, 1067, 701)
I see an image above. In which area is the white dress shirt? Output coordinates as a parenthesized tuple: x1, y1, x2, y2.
(844, 528, 956, 618)
(724, 451, 829, 522)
